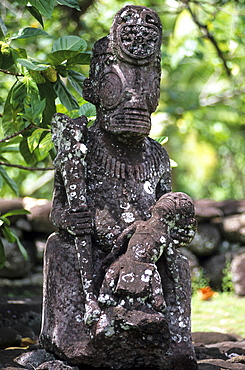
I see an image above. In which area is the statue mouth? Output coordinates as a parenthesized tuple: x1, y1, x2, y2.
(110, 109, 151, 134)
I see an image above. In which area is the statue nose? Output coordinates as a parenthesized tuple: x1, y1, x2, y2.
(124, 89, 148, 110)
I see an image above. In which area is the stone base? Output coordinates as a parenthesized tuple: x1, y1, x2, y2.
(39, 233, 197, 369)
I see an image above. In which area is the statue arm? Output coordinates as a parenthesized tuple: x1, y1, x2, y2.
(50, 168, 92, 236)
(156, 150, 172, 200)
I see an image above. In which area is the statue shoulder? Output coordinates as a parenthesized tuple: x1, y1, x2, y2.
(146, 136, 170, 162)
(51, 113, 88, 167)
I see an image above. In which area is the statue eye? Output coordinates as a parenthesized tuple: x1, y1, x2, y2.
(99, 71, 123, 109)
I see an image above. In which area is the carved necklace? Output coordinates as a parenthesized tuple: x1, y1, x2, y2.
(87, 127, 164, 182)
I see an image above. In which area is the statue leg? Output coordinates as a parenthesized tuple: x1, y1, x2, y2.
(39, 232, 92, 363)
(75, 235, 101, 326)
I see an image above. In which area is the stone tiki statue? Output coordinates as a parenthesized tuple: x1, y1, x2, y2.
(40, 5, 198, 370)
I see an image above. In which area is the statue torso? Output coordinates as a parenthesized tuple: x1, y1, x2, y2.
(85, 126, 171, 251)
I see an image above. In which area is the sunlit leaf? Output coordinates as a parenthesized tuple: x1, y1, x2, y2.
(26, 5, 44, 27)
(154, 136, 168, 145)
(0, 15, 8, 37)
(11, 27, 49, 40)
(27, 128, 47, 152)
(38, 132, 53, 158)
(48, 50, 83, 65)
(79, 103, 96, 118)
(52, 36, 87, 53)
(25, 0, 55, 18)
(17, 58, 49, 71)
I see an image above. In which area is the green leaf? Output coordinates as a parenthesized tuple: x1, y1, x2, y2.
(170, 159, 178, 168)
(17, 58, 49, 71)
(37, 81, 57, 128)
(1, 80, 28, 136)
(11, 27, 49, 40)
(0, 51, 14, 70)
(52, 36, 87, 53)
(27, 0, 55, 18)
(0, 216, 10, 227)
(22, 90, 46, 124)
(38, 132, 53, 159)
(68, 69, 85, 95)
(53, 79, 79, 111)
(154, 136, 169, 145)
(48, 50, 83, 65)
(15, 235, 28, 260)
(27, 128, 47, 152)
(2, 209, 31, 218)
(11, 48, 27, 63)
(0, 239, 6, 270)
(2, 84, 15, 136)
(79, 103, 96, 118)
(48, 36, 87, 65)
(26, 5, 44, 27)
(0, 146, 19, 154)
(2, 225, 16, 243)
(66, 52, 91, 66)
(0, 166, 19, 196)
(19, 137, 37, 165)
(57, 0, 80, 11)
(0, 15, 8, 37)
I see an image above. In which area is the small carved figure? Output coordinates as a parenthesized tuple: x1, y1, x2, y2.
(97, 192, 196, 334)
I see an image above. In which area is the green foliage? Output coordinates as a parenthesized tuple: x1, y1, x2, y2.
(191, 267, 210, 294)
(0, 0, 90, 196)
(0, 208, 31, 269)
(222, 259, 234, 293)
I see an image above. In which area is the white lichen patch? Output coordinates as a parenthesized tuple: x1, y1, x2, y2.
(121, 272, 135, 283)
(121, 212, 135, 223)
(143, 180, 154, 194)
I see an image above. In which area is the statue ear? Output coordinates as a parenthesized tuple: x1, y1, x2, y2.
(83, 78, 98, 104)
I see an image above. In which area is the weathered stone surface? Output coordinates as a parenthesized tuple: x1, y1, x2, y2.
(192, 332, 241, 345)
(188, 223, 221, 257)
(39, 5, 197, 369)
(36, 361, 79, 369)
(221, 214, 245, 244)
(231, 253, 245, 295)
(14, 349, 56, 369)
(197, 358, 245, 369)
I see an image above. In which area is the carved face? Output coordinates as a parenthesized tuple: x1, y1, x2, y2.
(111, 5, 162, 65)
(83, 6, 162, 140)
(96, 60, 161, 136)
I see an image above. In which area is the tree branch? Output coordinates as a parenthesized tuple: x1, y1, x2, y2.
(0, 124, 46, 144)
(186, 3, 231, 76)
(0, 68, 23, 76)
(0, 161, 54, 171)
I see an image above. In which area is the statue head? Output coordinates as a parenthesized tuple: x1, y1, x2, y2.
(83, 5, 162, 142)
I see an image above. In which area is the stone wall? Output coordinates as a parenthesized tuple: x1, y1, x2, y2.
(0, 197, 245, 296)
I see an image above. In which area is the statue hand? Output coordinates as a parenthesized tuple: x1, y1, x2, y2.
(170, 217, 197, 247)
(64, 209, 93, 236)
